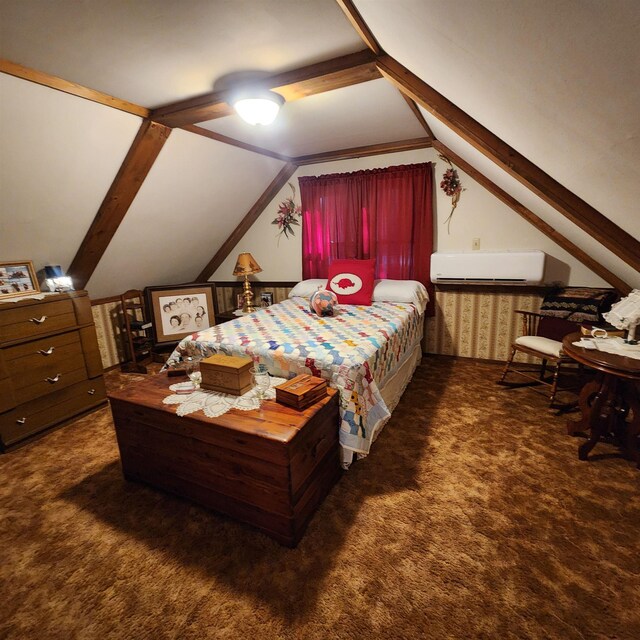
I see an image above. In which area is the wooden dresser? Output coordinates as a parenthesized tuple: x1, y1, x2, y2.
(0, 290, 107, 451)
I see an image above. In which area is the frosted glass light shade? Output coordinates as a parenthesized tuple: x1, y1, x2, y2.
(232, 91, 284, 125)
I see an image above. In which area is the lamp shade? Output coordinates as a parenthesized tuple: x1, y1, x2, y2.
(233, 252, 262, 276)
(231, 90, 284, 126)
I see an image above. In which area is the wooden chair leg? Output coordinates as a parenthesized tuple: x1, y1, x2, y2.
(539, 358, 548, 380)
(549, 360, 561, 404)
(499, 347, 517, 384)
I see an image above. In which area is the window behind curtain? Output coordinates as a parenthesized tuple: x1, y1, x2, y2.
(299, 163, 434, 311)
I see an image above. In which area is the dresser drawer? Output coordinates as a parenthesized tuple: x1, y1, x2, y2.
(0, 377, 107, 447)
(6, 331, 87, 403)
(0, 299, 77, 343)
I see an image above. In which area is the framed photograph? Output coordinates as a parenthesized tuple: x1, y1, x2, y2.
(0, 260, 39, 300)
(145, 283, 216, 345)
(260, 292, 274, 307)
(236, 293, 244, 310)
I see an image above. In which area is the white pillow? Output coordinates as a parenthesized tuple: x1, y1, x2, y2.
(371, 279, 429, 314)
(288, 279, 327, 298)
(289, 278, 429, 313)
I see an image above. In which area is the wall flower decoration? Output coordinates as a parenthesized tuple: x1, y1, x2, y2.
(438, 154, 465, 233)
(272, 182, 302, 242)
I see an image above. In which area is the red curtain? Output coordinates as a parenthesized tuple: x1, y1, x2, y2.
(299, 163, 434, 311)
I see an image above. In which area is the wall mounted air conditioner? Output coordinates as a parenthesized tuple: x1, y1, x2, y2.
(430, 250, 546, 285)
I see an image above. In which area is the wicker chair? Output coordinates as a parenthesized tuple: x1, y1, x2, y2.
(498, 310, 581, 405)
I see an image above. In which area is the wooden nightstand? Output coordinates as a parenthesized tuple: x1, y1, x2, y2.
(216, 309, 243, 324)
(216, 309, 258, 324)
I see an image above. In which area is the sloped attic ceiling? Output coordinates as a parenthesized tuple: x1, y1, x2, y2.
(0, 0, 638, 299)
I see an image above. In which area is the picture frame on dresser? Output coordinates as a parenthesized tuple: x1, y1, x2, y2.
(145, 282, 216, 345)
(0, 260, 39, 300)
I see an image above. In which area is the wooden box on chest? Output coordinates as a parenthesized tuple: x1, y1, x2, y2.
(200, 353, 253, 395)
(0, 291, 107, 451)
(109, 373, 342, 547)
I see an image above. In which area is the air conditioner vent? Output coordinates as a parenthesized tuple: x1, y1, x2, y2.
(430, 251, 546, 285)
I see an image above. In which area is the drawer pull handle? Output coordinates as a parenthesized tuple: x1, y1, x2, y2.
(88, 389, 96, 395)
(30, 315, 48, 324)
(37, 347, 55, 356)
(45, 373, 61, 384)
(16, 417, 26, 425)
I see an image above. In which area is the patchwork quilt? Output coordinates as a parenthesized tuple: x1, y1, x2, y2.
(165, 297, 424, 456)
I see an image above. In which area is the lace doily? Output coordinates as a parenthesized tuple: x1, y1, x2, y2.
(163, 376, 287, 418)
(572, 337, 640, 360)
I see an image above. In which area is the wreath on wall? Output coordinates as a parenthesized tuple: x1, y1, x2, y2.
(438, 154, 465, 234)
(272, 182, 302, 243)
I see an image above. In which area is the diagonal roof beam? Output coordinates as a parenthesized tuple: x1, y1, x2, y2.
(433, 141, 631, 294)
(68, 120, 172, 289)
(195, 162, 298, 282)
(0, 58, 149, 117)
(181, 125, 293, 162)
(399, 94, 435, 139)
(151, 49, 380, 128)
(294, 137, 432, 165)
(377, 54, 640, 274)
(335, 0, 382, 54)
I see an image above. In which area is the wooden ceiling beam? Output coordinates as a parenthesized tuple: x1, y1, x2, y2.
(335, 0, 382, 54)
(181, 125, 293, 162)
(0, 59, 149, 118)
(400, 93, 435, 139)
(378, 55, 640, 274)
(433, 141, 631, 294)
(195, 162, 298, 282)
(294, 137, 432, 165)
(67, 120, 172, 289)
(151, 49, 380, 128)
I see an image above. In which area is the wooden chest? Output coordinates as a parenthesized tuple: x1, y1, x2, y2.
(200, 353, 253, 395)
(0, 290, 107, 451)
(109, 373, 341, 547)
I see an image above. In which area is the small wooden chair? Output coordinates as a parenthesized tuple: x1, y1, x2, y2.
(498, 310, 581, 405)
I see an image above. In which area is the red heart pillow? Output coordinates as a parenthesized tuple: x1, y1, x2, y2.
(326, 259, 375, 305)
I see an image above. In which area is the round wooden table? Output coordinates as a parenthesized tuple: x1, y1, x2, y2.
(563, 333, 640, 467)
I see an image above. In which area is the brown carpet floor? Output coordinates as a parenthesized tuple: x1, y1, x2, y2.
(1, 357, 638, 640)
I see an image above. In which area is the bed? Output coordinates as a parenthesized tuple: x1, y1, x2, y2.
(164, 279, 427, 466)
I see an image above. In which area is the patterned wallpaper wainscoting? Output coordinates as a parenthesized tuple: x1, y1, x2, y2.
(214, 282, 296, 315)
(425, 286, 545, 362)
(91, 298, 126, 370)
(90, 285, 546, 369)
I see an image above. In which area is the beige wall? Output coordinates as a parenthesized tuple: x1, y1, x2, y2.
(211, 148, 610, 288)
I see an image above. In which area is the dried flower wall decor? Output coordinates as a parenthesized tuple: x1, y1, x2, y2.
(272, 182, 302, 243)
(438, 154, 465, 233)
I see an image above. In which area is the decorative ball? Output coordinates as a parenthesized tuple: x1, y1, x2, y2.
(310, 289, 338, 317)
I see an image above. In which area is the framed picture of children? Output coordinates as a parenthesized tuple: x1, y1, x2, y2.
(260, 292, 273, 307)
(145, 282, 216, 345)
(0, 260, 39, 300)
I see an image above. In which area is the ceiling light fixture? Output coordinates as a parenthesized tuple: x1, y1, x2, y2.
(231, 89, 285, 126)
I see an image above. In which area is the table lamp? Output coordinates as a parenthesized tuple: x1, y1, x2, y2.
(232, 252, 262, 313)
(603, 289, 640, 344)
